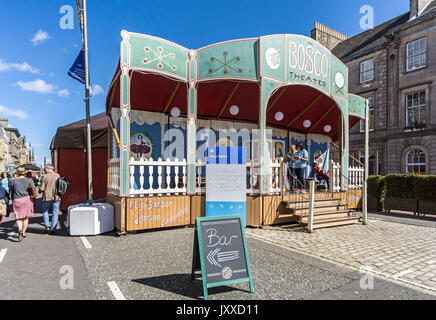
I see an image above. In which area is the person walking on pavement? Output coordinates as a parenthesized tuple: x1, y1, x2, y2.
(1, 172, 11, 194)
(39, 164, 61, 235)
(10, 167, 36, 241)
(26, 170, 39, 188)
(0, 172, 11, 218)
(0, 183, 9, 225)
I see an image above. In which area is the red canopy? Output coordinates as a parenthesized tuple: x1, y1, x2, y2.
(106, 63, 359, 141)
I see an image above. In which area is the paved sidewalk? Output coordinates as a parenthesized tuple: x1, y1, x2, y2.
(0, 212, 96, 300)
(365, 211, 436, 228)
(245, 219, 436, 292)
(74, 226, 435, 300)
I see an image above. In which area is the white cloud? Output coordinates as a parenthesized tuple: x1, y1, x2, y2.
(57, 89, 70, 97)
(12, 79, 71, 99)
(0, 59, 40, 74)
(47, 99, 55, 104)
(0, 105, 29, 120)
(12, 78, 54, 94)
(31, 29, 50, 46)
(91, 84, 105, 96)
(31, 143, 44, 147)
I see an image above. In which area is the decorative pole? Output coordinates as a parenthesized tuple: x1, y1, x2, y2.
(187, 50, 197, 194)
(362, 98, 369, 225)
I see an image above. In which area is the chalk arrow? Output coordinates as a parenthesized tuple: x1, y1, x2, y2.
(217, 250, 239, 263)
(207, 248, 221, 268)
(0, 248, 7, 263)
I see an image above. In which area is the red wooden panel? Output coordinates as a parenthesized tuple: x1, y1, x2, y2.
(55, 147, 108, 211)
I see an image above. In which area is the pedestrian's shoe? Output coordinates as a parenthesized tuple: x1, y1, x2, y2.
(17, 231, 23, 242)
(49, 229, 56, 235)
(44, 226, 50, 234)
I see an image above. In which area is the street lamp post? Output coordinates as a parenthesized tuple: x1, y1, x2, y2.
(82, 0, 93, 201)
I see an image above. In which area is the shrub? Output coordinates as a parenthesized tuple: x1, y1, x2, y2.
(382, 174, 436, 201)
(367, 175, 385, 199)
(384, 174, 419, 199)
(413, 175, 436, 201)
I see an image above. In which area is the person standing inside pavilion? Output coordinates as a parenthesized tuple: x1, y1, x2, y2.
(294, 143, 309, 193)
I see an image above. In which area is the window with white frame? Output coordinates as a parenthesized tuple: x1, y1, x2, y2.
(360, 98, 375, 132)
(406, 90, 426, 128)
(360, 59, 374, 83)
(406, 149, 426, 174)
(406, 38, 427, 72)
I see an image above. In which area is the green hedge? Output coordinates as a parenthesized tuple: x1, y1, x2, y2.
(413, 175, 436, 201)
(369, 174, 436, 201)
(384, 174, 417, 199)
(367, 175, 385, 199)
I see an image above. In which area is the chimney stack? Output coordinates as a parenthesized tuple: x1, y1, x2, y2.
(311, 22, 347, 50)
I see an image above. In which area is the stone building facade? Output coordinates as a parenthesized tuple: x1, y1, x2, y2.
(0, 118, 32, 173)
(313, 0, 436, 175)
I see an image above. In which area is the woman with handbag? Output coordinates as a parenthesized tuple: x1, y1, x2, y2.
(10, 168, 36, 241)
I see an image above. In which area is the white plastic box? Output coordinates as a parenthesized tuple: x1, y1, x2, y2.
(68, 203, 114, 236)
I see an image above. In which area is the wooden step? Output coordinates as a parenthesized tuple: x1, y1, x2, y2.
(301, 217, 360, 229)
(273, 214, 298, 225)
(291, 204, 347, 214)
(298, 211, 353, 223)
(296, 209, 354, 219)
(285, 198, 341, 207)
(285, 197, 340, 204)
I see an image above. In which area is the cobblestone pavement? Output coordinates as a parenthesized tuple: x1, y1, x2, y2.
(245, 219, 436, 292)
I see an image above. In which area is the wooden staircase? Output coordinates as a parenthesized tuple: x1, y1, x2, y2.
(281, 196, 360, 231)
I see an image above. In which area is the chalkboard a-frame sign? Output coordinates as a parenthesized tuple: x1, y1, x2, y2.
(191, 215, 254, 300)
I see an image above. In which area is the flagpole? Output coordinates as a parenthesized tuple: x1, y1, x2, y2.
(82, 0, 93, 201)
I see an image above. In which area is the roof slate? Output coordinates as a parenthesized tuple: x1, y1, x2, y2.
(331, 0, 436, 61)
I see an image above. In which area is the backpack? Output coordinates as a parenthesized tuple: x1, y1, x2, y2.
(56, 177, 69, 196)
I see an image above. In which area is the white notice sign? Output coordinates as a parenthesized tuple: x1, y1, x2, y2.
(206, 164, 246, 203)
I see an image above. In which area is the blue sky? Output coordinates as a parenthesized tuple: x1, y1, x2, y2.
(0, 0, 409, 165)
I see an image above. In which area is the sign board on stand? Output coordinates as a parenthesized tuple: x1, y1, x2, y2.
(205, 147, 247, 227)
(191, 216, 254, 300)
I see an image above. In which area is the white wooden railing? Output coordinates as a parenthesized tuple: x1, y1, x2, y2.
(348, 166, 365, 190)
(329, 160, 341, 192)
(129, 157, 187, 195)
(108, 157, 362, 196)
(108, 158, 120, 195)
(328, 160, 364, 192)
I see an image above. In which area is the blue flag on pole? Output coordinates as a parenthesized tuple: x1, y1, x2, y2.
(68, 49, 85, 84)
